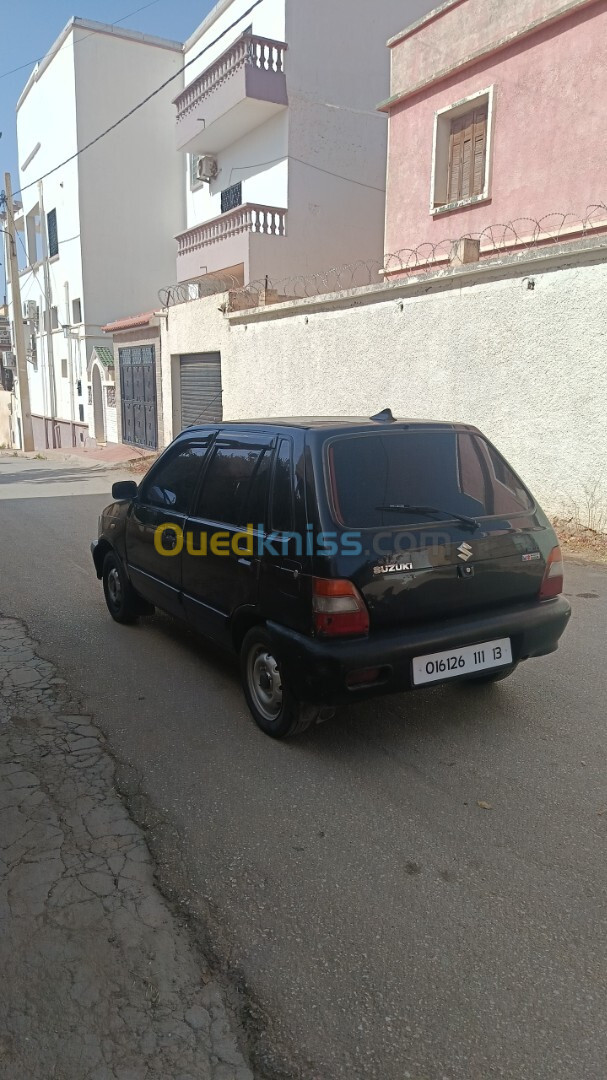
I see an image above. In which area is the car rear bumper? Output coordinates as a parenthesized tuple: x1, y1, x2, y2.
(267, 596, 572, 705)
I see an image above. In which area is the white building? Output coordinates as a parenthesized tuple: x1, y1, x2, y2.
(175, 0, 439, 287)
(161, 0, 437, 432)
(5, 17, 184, 451)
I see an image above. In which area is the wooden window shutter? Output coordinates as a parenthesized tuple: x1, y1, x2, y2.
(447, 117, 465, 203)
(472, 106, 488, 196)
(447, 104, 488, 203)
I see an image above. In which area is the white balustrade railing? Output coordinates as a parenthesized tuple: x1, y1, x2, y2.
(175, 33, 287, 121)
(177, 205, 287, 254)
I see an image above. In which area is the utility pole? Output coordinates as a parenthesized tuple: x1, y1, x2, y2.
(3, 172, 34, 451)
(38, 180, 57, 427)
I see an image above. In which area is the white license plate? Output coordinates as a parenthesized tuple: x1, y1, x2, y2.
(412, 637, 513, 686)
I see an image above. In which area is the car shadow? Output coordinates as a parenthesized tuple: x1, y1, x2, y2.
(136, 607, 519, 762)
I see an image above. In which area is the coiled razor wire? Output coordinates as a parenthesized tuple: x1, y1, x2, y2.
(158, 203, 607, 313)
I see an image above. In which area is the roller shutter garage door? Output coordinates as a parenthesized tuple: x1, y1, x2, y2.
(179, 352, 223, 430)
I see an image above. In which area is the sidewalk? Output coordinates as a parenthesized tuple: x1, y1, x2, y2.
(42, 442, 157, 467)
(0, 615, 254, 1080)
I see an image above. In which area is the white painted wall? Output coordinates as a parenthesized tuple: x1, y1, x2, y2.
(181, 0, 439, 279)
(0, 391, 12, 447)
(11, 29, 83, 425)
(184, 0, 286, 83)
(8, 20, 184, 443)
(74, 26, 184, 323)
(219, 249, 607, 515)
(187, 112, 288, 230)
(279, 0, 439, 280)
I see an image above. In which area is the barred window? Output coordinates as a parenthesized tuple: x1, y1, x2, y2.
(47, 209, 58, 257)
(221, 182, 242, 214)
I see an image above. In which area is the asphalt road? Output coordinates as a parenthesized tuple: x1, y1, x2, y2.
(1, 454, 606, 1080)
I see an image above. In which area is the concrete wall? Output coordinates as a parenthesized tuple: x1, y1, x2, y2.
(8, 20, 183, 447)
(12, 28, 84, 427)
(0, 391, 12, 447)
(387, 0, 602, 98)
(181, 0, 439, 282)
(74, 27, 184, 323)
(218, 246, 607, 515)
(187, 112, 289, 242)
(384, 0, 607, 256)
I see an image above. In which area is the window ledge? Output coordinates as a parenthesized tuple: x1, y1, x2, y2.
(19, 260, 42, 275)
(49, 254, 60, 263)
(431, 193, 491, 216)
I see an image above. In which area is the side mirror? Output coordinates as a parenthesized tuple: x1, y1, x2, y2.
(112, 480, 138, 501)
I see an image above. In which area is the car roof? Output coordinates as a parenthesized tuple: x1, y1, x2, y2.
(179, 417, 479, 436)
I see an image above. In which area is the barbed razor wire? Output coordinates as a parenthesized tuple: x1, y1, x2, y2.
(158, 202, 607, 315)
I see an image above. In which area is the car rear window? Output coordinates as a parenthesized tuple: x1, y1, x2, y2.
(327, 431, 534, 528)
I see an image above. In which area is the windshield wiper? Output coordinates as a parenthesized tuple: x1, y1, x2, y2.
(375, 504, 481, 531)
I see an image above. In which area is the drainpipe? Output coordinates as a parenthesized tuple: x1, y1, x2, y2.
(38, 181, 57, 434)
(64, 281, 76, 440)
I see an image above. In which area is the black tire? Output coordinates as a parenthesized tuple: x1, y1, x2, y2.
(102, 551, 144, 625)
(240, 626, 319, 738)
(464, 663, 518, 685)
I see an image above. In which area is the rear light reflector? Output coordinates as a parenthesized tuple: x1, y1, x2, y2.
(312, 578, 369, 637)
(539, 545, 564, 600)
(346, 667, 382, 688)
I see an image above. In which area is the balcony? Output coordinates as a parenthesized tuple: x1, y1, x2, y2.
(174, 33, 288, 155)
(176, 203, 287, 283)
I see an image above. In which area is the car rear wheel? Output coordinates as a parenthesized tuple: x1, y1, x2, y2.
(465, 663, 518, 684)
(102, 551, 144, 625)
(241, 626, 319, 738)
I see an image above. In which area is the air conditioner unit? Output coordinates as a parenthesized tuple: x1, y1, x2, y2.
(197, 155, 218, 183)
(26, 300, 39, 327)
(4, 352, 17, 369)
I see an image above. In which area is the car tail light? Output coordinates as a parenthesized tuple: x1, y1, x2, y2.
(539, 545, 564, 600)
(312, 578, 369, 637)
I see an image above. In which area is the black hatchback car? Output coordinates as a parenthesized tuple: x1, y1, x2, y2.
(92, 412, 571, 738)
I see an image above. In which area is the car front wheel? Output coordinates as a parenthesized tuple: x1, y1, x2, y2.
(102, 551, 144, 625)
(241, 626, 319, 738)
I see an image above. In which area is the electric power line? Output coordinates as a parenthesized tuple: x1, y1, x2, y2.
(0, 0, 166, 83)
(15, 0, 265, 198)
(230, 155, 386, 194)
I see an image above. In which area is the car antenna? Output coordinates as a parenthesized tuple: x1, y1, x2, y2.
(370, 408, 396, 424)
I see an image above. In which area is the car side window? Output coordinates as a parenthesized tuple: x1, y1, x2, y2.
(140, 442, 210, 514)
(193, 443, 272, 527)
(271, 438, 294, 532)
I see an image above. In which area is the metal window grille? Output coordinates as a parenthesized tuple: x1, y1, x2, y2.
(47, 209, 58, 258)
(221, 182, 242, 214)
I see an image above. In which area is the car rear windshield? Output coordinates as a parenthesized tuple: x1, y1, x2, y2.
(327, 430, 534, 528)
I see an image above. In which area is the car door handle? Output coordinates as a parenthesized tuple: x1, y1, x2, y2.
(238, 557, 252, 567)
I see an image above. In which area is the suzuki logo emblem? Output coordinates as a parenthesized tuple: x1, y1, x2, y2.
(457, 542, 473, 562)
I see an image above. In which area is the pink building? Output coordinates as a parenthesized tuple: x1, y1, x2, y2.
(380, 0, 607, 271)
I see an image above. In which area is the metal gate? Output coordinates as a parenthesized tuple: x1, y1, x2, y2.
(119, 345, 158, 449)
(180, 352, 222, 430)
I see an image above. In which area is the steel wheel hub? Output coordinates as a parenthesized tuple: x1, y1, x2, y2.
(107, 567, 122, 607)
(248, 646, 283, 721)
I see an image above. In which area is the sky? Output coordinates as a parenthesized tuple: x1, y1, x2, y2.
(0, 0, 216, 192)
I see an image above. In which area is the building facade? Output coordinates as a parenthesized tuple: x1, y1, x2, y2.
(5, 17, 184, 450)
(380, 0, 607, 271)
(173, 0, 438, 290)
